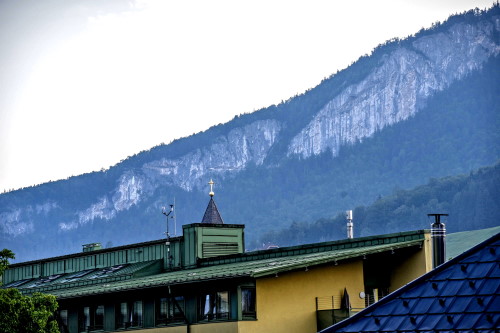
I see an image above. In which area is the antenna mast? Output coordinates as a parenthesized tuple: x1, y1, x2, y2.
(162, 204, 175, 269)
(174, 197, 177, 236)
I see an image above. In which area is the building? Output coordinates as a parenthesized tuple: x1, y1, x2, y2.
(320, 231, 499, 333)
(2, 188, 434, 333)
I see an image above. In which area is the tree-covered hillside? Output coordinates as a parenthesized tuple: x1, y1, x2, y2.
(256, 162, 500, 248)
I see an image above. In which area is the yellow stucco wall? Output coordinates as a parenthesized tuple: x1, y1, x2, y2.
(238, 260, 365, 333)
(390, 232, 432, 291)
(190, 322, 239, 333)
(131, 326, 187, 333)
(131, 322, 239, 333)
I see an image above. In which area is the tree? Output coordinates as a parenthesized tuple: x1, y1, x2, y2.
(0, 289, 60, 333)
(0, 248, 15, 279)
(0, 250, 60, 333)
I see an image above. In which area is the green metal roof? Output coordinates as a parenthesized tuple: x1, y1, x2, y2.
(446, 226, 500, 259)
(199, 230, 427, 267)
(46, 239, 423, 299)
(7, 238, 181, 268)
(15, 260, 162, 295)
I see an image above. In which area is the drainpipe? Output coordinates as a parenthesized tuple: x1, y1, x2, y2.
(428, 213, 448, 269)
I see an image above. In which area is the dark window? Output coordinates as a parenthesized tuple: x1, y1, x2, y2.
(59, 310, 69, 333)
(29, 274, 63, 288)
(3, 278, 32, 288)
(132, 301, 143, 327)
(116, 301, 143, 328)
(94, 305, 104, 330)
(156, 296, 185, 326)
(90, 264, 127, 279)
(79, 305, 104, 332)
(80, 307, 91, 332)
(241, 288, 256, 318)
(61, 269, 95, 283)
(199, 291, 229, 321)
(117, 302, 129, 329)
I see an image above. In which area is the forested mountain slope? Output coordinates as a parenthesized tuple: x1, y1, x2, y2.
(257, 163, 500, 248)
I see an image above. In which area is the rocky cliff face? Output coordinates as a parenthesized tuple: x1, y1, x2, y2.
(142, 119, 282, 191)
(1, 9, 499, 243)
(288, 18, 500, 158)
(63, 119, 282, 231)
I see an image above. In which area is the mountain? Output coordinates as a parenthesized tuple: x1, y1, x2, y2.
(1, 5, 499, 262)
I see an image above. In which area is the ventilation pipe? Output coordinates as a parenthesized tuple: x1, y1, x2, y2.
(428, 213, 448, 269)
(346, 210, 353, 239)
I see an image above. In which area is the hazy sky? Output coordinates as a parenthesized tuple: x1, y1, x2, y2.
(0, 0, 494, 192)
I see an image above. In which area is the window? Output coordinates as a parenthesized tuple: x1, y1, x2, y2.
(29, 274, 63, 288)
(94, 305, 104, 330)
(132, 301, 143, 327)
(241, 288, 256, 318)
(90, 264, 127, 279)
(61, 269, 95, 283)
(199, 291, 229, 321)
(79, 305, 104, 332)
(116, 301, 143, 329)
(59, 310, 69, 333)
(117, 302, 128, 329)
(156, 296, 185, 326)
(80, 307, 91, 332)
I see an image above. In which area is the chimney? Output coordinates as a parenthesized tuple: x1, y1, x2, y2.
(346, 210, 353, 239)
(82, 243, 102, 252)
(428, 213, 448, 269)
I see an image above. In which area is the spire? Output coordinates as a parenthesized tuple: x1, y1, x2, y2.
(201, 179, 224, 224)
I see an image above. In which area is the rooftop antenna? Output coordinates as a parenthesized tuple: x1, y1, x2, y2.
(173, 197, 177, 236)
(162, 203, 174, 269)
(162, 204, 174, 238)
(346, 210, 353, 239)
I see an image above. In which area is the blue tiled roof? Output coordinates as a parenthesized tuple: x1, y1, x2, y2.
(320, 232, 500, 333)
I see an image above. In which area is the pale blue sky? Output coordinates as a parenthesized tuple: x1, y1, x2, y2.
(0, 0, 494, 191)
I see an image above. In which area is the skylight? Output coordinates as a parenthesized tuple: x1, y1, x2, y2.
(60, 269, 95, 283)
(90, 264, 127, 278)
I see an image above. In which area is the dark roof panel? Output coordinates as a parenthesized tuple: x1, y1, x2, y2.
(411, 297, 435, 314)
(371, 299, 406, 316)
(475, 312, 500, 328)
(416, 314, 442, 331)
(395, 314, 421, 331)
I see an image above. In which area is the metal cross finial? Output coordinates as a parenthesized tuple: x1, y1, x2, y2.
(208, 179, 215, 197)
